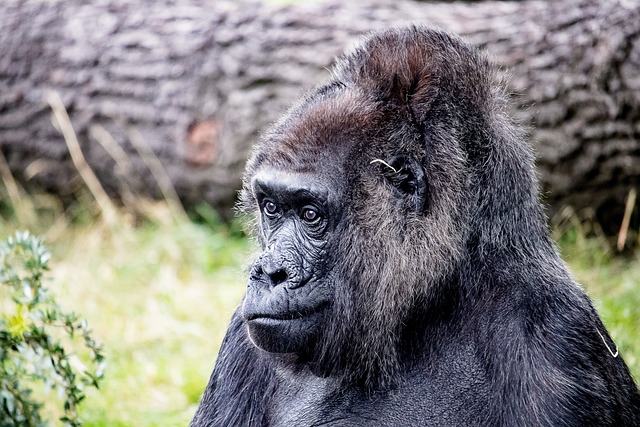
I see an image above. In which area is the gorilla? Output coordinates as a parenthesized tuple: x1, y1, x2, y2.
(192, 26, 640, 426)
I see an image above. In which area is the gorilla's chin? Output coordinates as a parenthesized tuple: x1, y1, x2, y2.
(246, 308, 327, 354)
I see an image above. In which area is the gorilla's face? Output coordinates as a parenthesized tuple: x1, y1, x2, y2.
(241, 150, 434, 356)
(242, 167, 342, 354)
(239, 51, 470, 363)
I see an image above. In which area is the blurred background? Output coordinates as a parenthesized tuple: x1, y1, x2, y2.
(1, 0, 639, 425)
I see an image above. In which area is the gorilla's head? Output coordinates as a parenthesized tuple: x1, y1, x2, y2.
(238, 26, 544, 388)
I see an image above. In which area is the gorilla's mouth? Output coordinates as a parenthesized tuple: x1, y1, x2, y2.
(246, 301, 329, 322)
(245, 301, 330, 353)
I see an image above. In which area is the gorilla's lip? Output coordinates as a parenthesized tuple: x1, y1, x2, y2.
(246, 301, 329, 322)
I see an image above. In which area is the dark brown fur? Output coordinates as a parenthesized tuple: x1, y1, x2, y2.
(192, 26, 640, 426)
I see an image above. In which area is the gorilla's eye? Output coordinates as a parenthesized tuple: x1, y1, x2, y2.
(301, 207, 320, 223)
(264, 201, 278, 216)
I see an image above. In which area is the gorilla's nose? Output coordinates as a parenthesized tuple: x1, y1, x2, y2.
(264, 265, 288, 287)
(259, 255, 290, 287)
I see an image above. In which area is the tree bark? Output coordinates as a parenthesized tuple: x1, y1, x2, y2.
(1, 0, 639, 230)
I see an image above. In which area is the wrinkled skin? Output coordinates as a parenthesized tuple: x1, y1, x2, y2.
(243, 169, 340, 354)
(192, 26, 640, 427)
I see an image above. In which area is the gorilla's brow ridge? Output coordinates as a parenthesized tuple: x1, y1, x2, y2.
(251, 171, 329, 205)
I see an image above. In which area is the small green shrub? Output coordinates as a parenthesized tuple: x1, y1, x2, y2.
(0, 231, 105, 427)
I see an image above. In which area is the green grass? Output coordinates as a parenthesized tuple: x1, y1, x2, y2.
(0, 200, 639, 426)
(554, 227, 640, 376)
(62, 220, 248, 426)
(0, 202, 251, 425)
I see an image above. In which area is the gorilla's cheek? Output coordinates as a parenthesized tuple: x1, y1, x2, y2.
(243, 278, 331, 354)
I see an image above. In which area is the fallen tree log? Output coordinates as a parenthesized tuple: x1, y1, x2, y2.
(1, 0, 639, 232)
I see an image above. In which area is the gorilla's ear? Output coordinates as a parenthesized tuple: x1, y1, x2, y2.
(374, 155, 427, 213)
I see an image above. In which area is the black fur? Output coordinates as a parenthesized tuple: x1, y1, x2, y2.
(191, 26, 640, 426)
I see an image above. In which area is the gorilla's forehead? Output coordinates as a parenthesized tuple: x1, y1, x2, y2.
(251, 159, 346, 203)
(251, 168, 330, 200)
(265, 89, 385, 168)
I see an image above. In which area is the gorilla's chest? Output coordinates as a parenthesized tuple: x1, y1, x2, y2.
(269, 347, 492, 426)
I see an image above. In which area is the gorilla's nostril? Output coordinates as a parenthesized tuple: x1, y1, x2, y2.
(269, 268, 288, 286)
